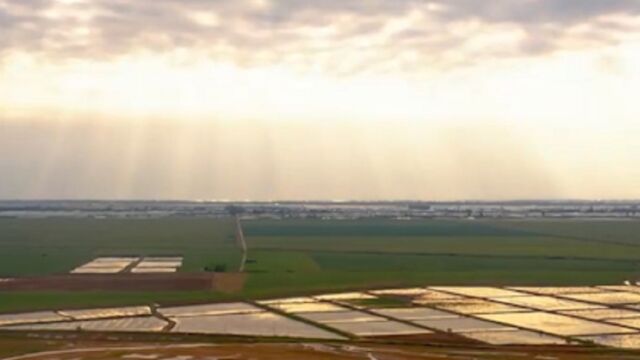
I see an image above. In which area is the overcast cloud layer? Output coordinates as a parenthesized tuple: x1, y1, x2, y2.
(1, 1, 640, 200)
(2, 0, 640, 72)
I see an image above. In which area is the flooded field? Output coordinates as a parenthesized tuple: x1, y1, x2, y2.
(314, 292, 376, 301)
(374, 307, 458, 320)
(300, 310, 384, 324)
(560, 292, 640, 305)
(130, 257, 183, 273)
(158, 302, 261, 317)
(465, 329, 568, 345)
(265, 301, 347, 313)
(414, 316, 513, 333)
(2, 321, 79, 331)
(58, 306, 151, 320)
(422, 298, 528, 314)
(171, 312, 343, 339)
(0, 311, 66, 326)
(130, 267, 176, 273)
(479, 312, 635, 336)
(413, 290, 469, 303)
(605, 317, 640, 329)
(561, 308, 640, 320)
(71, 267, 124, 274)
(496, 295, 601, 311)
(430, 287, 527, 298)
(510, 287, 605, 295)
(2, 286, 640, 350)
(136, 261, 182, 268)
(370, 287, 430, 296)
(258, 297, 316, 305)
(327, 319, 430, 336)
(6, 316, 167, 332)
(70, 257, 138, 274)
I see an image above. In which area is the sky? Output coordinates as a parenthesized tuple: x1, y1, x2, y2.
(1, 0, 639, 200)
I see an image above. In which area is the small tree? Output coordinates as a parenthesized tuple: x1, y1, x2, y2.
(214, 264, 227, 273)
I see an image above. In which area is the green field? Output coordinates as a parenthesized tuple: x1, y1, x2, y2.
(241, 219, 640, 297)
(0, 218, 239, 276)
(1, 218, 640, 312)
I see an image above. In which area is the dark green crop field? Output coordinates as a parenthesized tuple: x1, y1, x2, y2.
(0, 218, 239, 276)
(1, 217, 640, 312)
(243, 219, 640, 260)
(241, 219, 640, 296)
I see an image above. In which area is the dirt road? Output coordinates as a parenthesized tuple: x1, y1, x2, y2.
(235, 215, 248, 272)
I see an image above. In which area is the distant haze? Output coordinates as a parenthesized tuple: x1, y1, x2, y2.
(1, 119, 638, 200)
(1, 1, 639, 200)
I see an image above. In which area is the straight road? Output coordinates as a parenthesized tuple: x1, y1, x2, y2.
(235, 215, 248, 272)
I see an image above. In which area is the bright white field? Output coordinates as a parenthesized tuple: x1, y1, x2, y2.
(171, 312, 343, 339)
(429, 287, 526, 298)
(370, 288, 429, 296)
(0, 311, 66, 326)
(374, 308, 458, 321)
(479, 312, 636, 336)
(508, 287, 604, 295)
(300, 310, 384, 324)
(465, 330, 568, 345)
(79, 317, 167, 332)
(71, 267, 124, 274)
(423, 298, 527, 314)
(414, 317, 513, 333)
(130, 267, 177, 273)
(413, 290, 466, 303)
(560, 308, 640, 321)
(314, 292, 376, 301)
(605, 318, 640, 329)
(560, 292, 640, 305)
(496, 295, 601, 311)
(266, 301, 346, 313)
(159, 302, 262, 317)
(2, 322, 78, 331)
(327, 320, 430, 336)
(80, 261, 132, 269)
(4, 316, 167, 332)
(135, 261, 182, 268)
(70, 257, 137, 274)
(79, 259, 136, 267)
(58, 306, 151, 320)
(258, 297, 316, 305)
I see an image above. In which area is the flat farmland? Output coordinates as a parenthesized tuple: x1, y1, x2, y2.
(0, 291, 235, 314)
(2, 218, 640, 312)
(242, 219, 640, 296)
(0, 218, 239, 276)
(488, 220, 640, 247)
(244, 219, 640, 260)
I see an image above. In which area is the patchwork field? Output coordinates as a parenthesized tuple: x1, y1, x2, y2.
(5, 286, 640, 352)
(242, 219, 640, 297)
(2, 218, 640, 312)
(0, 218, 239, 276)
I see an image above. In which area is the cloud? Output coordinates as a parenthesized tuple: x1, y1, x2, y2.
(1, 0, 639, 72)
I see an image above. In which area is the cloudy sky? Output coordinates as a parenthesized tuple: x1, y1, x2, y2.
(1, 0, 639, 200)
